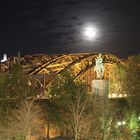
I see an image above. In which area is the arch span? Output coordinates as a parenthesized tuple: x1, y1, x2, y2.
(28, 53, 125, 90)
(0, 53, 125, 93)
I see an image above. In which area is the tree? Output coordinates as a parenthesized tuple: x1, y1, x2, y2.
(109, 54, 140, 139)
(109, 64, 126, 96)
(49, 72, 97, 140)
(123, 55, 140, 112)
(0, 123, 15, 140)
(0, 63, 40, 131)
(0, 100, 43, 140)
(0, 63, 38, 99)
(128, 111, 140, 140)
(65, 85, 96, 140)
(49, 72, 120, 140)
(12, 100, 43, 140)
(110, 55, 140, 111)
(39, 99, 60, 139)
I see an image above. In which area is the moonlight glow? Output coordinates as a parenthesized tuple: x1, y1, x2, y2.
(83, 25, 97, 40)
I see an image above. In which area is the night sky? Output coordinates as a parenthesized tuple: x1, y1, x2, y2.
(0, 0, 140, 58)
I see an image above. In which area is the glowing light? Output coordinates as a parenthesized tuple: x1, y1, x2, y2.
(108, 94, 111, 98)
(1, 54, 7, 63)
(112, 93, 117, 98)
(117, 121, 121, 126)
(83, 25, 97, 40)
(122, 121, 126, 125)
(119, 94, 122, 98)
(117, 121, 126, 126)
(28, 80, 31, 86)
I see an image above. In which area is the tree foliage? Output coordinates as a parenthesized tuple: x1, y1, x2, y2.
(0, 63, 38, 99)
(110, 55, 140, 112)
(12, 100, 43, 140)
(49, 72, 96, 139)
(0, 100, 43, 140)
(109, 64, 126, 95)
(49, 72, 119, 140)
(0, 63, 40, 139)
(109, 55, 140, 139)
(124, 55, 140, 111)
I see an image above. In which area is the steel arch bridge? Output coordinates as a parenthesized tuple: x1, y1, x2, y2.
(0, 53, 125, 94)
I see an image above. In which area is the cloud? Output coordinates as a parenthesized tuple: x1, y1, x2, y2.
(1, 0, 140, 57)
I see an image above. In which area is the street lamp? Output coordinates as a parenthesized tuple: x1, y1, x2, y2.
(117, 121, 126, 127)
(117, 121, 122, 126)
(122, 121, 126, 125)
(117, 120, 126, 139)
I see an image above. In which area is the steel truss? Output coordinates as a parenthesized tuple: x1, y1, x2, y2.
(0, 53, 125, 96)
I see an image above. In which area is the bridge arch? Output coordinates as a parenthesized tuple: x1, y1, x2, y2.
(0, 53, 125, 94)
(28, 53, 125, 91)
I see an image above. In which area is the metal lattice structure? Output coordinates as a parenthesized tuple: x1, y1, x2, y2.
(0, 53, 125, 94)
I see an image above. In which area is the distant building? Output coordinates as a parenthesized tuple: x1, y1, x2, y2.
(1, 54, 7, 63)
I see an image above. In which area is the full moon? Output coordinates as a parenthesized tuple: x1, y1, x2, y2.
(83, 25, 97, 40)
